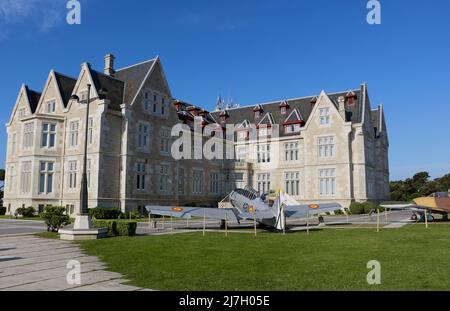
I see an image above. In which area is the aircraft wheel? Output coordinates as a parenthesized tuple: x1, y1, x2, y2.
(318, 216, 325, 224)
(427, 214, 435, 222)
(411, 214, 418, 221)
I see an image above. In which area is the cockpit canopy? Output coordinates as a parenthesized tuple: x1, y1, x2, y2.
(234, 186, 260, 200)
(429, 192, 450, 198)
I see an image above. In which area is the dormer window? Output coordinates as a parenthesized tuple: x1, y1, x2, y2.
(345, 92, 357, 105)
(284, 123, 301, 134)
(45, 100, 56, 113)
(283, 109, 303, 134)
(258, 126, 271, 137)
(279, 101, 289, 115)
(253, 105, 263, 119)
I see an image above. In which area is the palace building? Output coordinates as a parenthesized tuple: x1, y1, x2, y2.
(3, 54, 389, 215)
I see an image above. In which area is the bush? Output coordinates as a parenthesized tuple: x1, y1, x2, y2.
(361, 202, 378, 214)
(116, 222, 137, 237)
(119, 211, 142, 220)
(349, 202, 364, 215)
(16, 206, 36, 217)
(40, 206, 70, 232)
(92, 220, 117, 236)
(92, 220, 137, 237)
(89, 207, 121, 220)
(0, 206, 6, 216)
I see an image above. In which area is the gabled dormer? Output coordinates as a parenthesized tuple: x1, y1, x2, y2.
(236, 120, 251, 140)
(279, 101, 290, 115)
(253, 104, 263, 119)
(283, 108, 304, 134)
(7, 85, 41, 126)
(35, 71, 76, 115)
(345, 91, 357, 105)
(257, 113, 274, 137)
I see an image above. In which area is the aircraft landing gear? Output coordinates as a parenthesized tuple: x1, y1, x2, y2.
(411, 213, 418, 221)
(318, 216, 325, 227)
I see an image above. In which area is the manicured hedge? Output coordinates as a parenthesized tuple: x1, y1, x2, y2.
(0, 206, 6, 216)
(92, 219, 137, 237)
(350, 202, 384, 215)
(16, 207, 36, 217)
(349, 202, 364, 215)
(89, 207, 121, 220)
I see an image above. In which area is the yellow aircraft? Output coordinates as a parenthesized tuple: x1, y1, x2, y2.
(381, 191, 450, 222)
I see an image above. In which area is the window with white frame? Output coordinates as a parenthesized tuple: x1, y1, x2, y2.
(159, 165, 170, 193)
(317, 136, 335, 159)
(236, 146, 246, 162)
(20, 161, 32, 193)
(284, 123, 301, 134)
(319, 169, 336, 196)
(39, 162, 54, 194)
(192, 170, 203, 195)
(23, 122, 34, 148)
(88, 118, 94, 145)
(45, 100, 56, 113)
(210, 172, 219, 194)
(257, 144, 271, 163)
(257, 173, 271, 194)
(137, 123, 149, 149)
(178, 168, 185, 195)
(69, 121, 79, 147)
(319, 108, 330, 125)
(235, 173, 245, 189)
(160, 129, 171, 154)
(136, 162, 146, 190)
(258, 126, 271, 137)
(284, 142, 299, 161)
(284, 172, 300, 196)
(42, 123, 56, 148)
(68, 161, 77, 189)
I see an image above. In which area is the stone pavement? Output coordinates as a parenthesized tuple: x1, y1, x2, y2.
(0, 235, 149, 291)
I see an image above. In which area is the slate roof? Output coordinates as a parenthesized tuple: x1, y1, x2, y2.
(207, 87, 364, 137)
(25, 86, 41, 113)
(88, 66, 125, 111)
(115, 59, 156, 105)
(54, 72, 77, 107)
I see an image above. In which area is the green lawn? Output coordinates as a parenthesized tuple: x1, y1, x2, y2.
(0, 215, 44, 221)
(78, 224, 450, 291)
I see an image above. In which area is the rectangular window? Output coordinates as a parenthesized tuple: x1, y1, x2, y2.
(136, 162, 146, 190)
(137, 123, 149, 149)
(178, 168, 185, 195)
(153, 95, 157, 113)
(68, 161, 77, 189)
(160, 129, 171, 154)
(41, 123, 56, 148)
(8, 165, 15, 192)
(284, 123, 301, 134)
(161, 97, 165, 115)
(257, 173, 271, 194)
(284, 142, 299, 161)
(210, 173, 219, 194)
(284, 172, 300, 196)
(23, 122, 34, 148)
(87, 159, 91, 188)
(69, 121, 79, 147)
(258, 126, 271, 137)
(319, 108, 330, 125)
(144, 91, 150, 111)
(319, 169, 336, 196)
(257, 144, 271, 163)
(159, 165, 169, 193)
(317, 136, 335, 159)
(39, 162, 54, 194)
(236, 146, 246, 162)
(19, 108, 26, 118)
(20, 161, 32, 193)
(88, 118, 94, 145)
(192, 170, 203, 195)
(46, 100, 56, 113)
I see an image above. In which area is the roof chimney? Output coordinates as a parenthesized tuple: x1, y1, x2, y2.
(104, 54, 116, 77)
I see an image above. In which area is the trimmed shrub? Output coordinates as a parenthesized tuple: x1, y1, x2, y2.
(119, 211, 142, 220)
(349, 202, 364, 215)
(0, 206, 6, 216)
(92, 220, 117, 236)
(361, 202, 378, 214)
(89, 207, 121, 220)
(40, 206, 70, 232)
(92, 220, 137, 237)
(16, 207, 36, 217)
(116, 221, 137, 237)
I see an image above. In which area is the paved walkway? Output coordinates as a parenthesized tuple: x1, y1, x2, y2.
(0, 235, 148, 291)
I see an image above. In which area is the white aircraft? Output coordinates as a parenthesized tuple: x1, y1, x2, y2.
(146, 186, 342, 231)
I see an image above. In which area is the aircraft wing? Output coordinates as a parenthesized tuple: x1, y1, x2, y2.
(380, 203, 429, 213)
(145, 205, 238, 222)
(284, 203, 342, 219)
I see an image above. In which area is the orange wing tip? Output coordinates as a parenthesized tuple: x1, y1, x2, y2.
(172, 207, 184, 212)
(309, 204, 320, 209)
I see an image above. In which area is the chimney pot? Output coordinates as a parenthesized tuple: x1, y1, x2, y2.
(104, 54, 116, 77)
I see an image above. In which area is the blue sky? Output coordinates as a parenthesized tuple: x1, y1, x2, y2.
(0, 0, 449, 180)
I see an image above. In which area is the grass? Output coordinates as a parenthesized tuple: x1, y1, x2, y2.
(0, 215, 44, 221)
(77, 224, 450, 291)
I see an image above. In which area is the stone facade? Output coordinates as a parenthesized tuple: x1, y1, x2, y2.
(3, 54, 389, 216)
